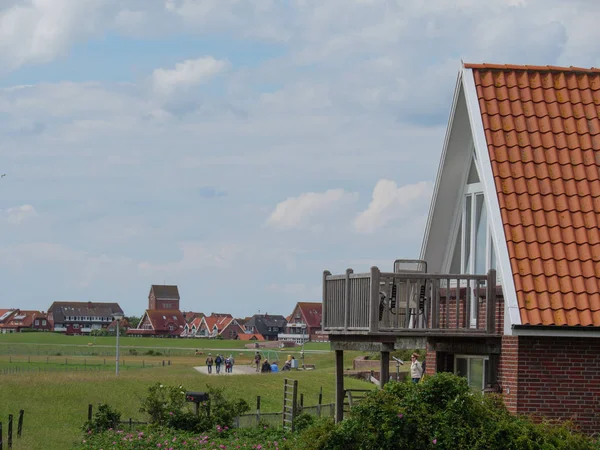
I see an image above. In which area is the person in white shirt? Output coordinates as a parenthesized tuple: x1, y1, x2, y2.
(410, 353, 423, 383)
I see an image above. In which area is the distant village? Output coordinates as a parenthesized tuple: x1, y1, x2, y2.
(0, 284, 327, 345)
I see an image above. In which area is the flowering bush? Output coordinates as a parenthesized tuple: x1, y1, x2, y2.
(300, 373, 600, 450)
(76, 426, 291, 449)
(82, 403, 122, 433)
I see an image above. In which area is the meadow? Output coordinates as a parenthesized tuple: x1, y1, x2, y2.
(0, 333, 381, 450)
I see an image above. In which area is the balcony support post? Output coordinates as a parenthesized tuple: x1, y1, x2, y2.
(380, 350, 390, 389)
(335, 349, 344, 423)
(344, 269, 353, 330)
(369, 267, 380, 333)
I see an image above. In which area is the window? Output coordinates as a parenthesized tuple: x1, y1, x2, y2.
(73, 324, 80, 329)
(35, 320, 39, 326)
(450, 157, 497, 276)
(454, 355, 488, 391)
(42, 320, 47, 326)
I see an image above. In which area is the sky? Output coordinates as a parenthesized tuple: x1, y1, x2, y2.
(1, 0, 600, 318)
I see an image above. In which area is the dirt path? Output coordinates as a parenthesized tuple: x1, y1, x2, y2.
(194, 364, 268, 375)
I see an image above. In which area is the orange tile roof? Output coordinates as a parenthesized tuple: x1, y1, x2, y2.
(468, 63, 600, 327)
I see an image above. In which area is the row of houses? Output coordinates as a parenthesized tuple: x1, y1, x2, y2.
(0, 284, 325, 343)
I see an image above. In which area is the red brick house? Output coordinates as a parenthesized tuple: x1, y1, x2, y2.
(47, 302, 124, 335)
(127, 284, 186, 337)
(278, 302, 325, 343)
(0, 310, 48, 333)
(128, 310, 186, 337)
(322, 63, 600, 433)
(198, 314, 244, 339)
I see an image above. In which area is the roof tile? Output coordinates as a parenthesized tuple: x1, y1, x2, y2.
(470, 64, 600, 327)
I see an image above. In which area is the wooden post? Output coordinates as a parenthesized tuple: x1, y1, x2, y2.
(317, 386, 323, 417)
(0, 420, 3, 450)
(344, 269, 353, 330)
(380, 351, 390, 389)
(486, 270, 497, 333)
(299, 393, 304, 414)
(88, 404, 93, 421)
(369, 267, 381, 333)
(129, 418, 132, 431)
(322, 271, 330, 329)
(335, 350, 344, 423)
(7, 415, 12, 449)
(17, 411, 23, 438)
(256, 396, 261, 424)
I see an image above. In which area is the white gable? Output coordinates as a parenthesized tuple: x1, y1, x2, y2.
(420, 66, 521, 334)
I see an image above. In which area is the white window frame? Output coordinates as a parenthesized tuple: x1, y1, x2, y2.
(454, 354, 489, 391)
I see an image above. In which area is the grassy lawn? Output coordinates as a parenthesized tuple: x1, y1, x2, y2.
(0, 341, 381, 450)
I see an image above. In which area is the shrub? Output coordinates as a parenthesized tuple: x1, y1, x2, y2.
(128, 348, 138, 356)
(302, 373, 600, 450)
(82, 404, 121, 433)
(139, 382, 187, 426)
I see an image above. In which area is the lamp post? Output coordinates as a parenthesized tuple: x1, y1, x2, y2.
(113, 312, 124, 376)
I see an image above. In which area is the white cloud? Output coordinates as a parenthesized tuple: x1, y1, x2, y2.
(152, 57, 229, 94)
(266, 189, 358, 231)
(138, 242, 240, 273)
(354, 180, 433, 234)
(5, 204, 37, 224)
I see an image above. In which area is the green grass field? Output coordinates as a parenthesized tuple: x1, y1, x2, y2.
(0, 334, 385, 450)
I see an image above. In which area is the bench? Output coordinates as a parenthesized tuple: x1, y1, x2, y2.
(302, 364, 316, 370)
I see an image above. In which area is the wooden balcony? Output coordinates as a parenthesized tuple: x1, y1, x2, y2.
(322, 266, 500, 338)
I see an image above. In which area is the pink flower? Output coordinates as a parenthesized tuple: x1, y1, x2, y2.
(397, 413, 403, 419)
(433, 439, 437, 444)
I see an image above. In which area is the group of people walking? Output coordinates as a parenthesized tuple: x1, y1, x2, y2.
(204, 353, 235, 374)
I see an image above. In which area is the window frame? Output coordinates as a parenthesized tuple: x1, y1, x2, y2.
(454, 354, 489, 391)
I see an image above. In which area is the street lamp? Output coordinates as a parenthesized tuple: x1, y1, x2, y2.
(113, 312, 124, 376)
(300, 324, 307, 368)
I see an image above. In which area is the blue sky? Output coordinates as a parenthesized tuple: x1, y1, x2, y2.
(1, 0, 600, 318)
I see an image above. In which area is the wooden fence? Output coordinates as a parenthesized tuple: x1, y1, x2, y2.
(0, 410, 25, 450)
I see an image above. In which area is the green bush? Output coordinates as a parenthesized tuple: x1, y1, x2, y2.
(302, 373, 600, 450)
(138, 383, 250, 434)
(82, 404, 121, 433)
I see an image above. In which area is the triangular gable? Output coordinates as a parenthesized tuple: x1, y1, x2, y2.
(420, 65, 520, 334)
(138, 311, 154, 330)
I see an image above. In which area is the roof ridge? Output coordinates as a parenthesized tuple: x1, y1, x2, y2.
(464, 63, 600, 74)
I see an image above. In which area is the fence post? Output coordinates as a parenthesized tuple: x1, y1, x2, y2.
(300, 393, 304, 414)
(1, 421, 3, 450)
(88, 404, 93, 422)
(129, 418, 132, 431)
(256, 396, 261, 425)
(317, 387, 323, 417)
(17, 411, 23, 438)
(7, 414, 12, 449)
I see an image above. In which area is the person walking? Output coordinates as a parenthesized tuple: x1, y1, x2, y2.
(215, 354, 223, 374)
(254, 352, 261, 372)
(410, 353, 423, 383)
(206, 353, 214, 374)
(229, 354, 235, 373)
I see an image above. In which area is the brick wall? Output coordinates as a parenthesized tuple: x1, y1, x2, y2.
(515, 336, 600, 433)
(425, 343, 436, 376)
(498, 335, 519, 412)
(436, 291, 504, 334)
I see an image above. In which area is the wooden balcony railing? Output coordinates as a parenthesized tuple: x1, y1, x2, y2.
(322, 267, 498, 336)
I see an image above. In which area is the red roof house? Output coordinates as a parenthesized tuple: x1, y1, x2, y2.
(322, 63, 600, 432)
(197, 314, 244, 339)
(128, 310, 186, 337)
(279, 302, 324, 343)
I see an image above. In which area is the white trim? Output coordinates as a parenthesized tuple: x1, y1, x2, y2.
(421, 66, 464, 260)
(462, 67, 521, 333)
(512, 328, 600, 338)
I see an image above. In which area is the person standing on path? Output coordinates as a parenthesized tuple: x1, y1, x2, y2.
(206, 353, 214, 374)
(410, 353, 423, 383)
